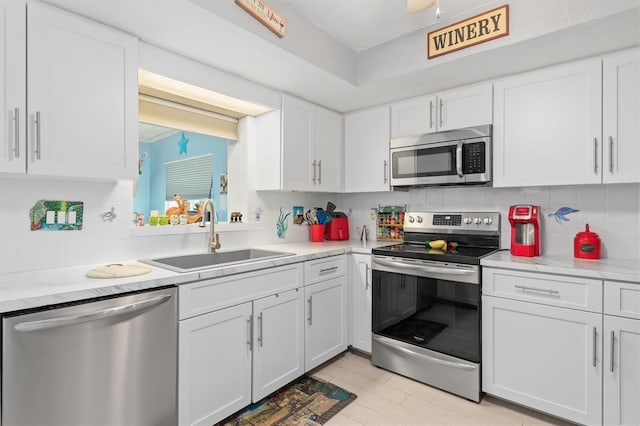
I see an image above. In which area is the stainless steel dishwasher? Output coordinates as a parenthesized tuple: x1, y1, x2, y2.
(2, 286, 177, 426)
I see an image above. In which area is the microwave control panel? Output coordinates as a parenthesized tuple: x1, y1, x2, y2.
(462, 142, 485, 173)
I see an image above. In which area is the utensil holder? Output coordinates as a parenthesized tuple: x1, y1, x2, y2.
(309, 224, 325, 242)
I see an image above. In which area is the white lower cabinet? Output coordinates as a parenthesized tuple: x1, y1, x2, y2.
(252, 289, 305, 401)
(304, 256, 348, 370)
(178, 264, 304, 426)
(603, 281, 640, 426)
(350, 253, 372, 353)
(482, 296, 602, 425)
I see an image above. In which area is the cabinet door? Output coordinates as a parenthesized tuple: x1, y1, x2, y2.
(603, 48, 640, 183)
(282, 95, 314, 191)
(344, 105, 390, 192)
(437, 83, 492, 132)
(252, 289, 305, 401)
(604, 315, 640, 426)
(351, 254, 372, 353)
(305, 276, 347, 370)
(482, 296, 602, 425)
(26, 1, 137, 179)
(178, 303, 252, 426)
(390, 94, 436, 137)
(493, 59, 602, 187)
(315, 106, 343, 192)
(0, 0, 26, 174)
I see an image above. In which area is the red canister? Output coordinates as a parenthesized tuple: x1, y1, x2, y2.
(574, 224, 601, 259)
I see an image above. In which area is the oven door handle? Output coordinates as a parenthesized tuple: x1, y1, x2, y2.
(456, 141, 463, 177)
(378, 337, 476, 371)
(373, 258, 474, 275)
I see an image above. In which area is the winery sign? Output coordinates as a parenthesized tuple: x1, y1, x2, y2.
(428, 4, 509, 59)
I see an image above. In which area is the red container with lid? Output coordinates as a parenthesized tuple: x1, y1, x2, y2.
(574, 224, 601, 259)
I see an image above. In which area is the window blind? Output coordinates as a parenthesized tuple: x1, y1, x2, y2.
(165, 154, 213, 201)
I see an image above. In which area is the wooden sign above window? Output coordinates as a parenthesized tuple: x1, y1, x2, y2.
(427, 4, 509, 59)
(235, 0, 287, 38)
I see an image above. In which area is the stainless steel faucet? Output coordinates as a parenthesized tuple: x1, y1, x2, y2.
(199, 199, 221, 252)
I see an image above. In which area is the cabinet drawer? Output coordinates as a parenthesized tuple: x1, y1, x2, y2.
(604, 280, 640, 319)
(179, 263, 303, 320)
(483, 268, 602, 312)
(304, 255, 346, 285)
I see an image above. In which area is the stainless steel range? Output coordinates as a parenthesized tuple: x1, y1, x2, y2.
(371, 211, 500, 402)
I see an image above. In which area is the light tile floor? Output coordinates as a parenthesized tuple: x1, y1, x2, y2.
(312, 351, 576, 426)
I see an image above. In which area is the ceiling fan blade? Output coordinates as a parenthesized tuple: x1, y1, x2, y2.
(406, 0, 436, 14)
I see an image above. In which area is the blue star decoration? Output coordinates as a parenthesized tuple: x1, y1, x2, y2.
(178, 133, 189, 155)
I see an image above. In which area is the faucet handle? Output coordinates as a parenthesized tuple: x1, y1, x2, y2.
(214, 233, 221, 250)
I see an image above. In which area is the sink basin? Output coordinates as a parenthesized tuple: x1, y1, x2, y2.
(139, 249, 296, 273)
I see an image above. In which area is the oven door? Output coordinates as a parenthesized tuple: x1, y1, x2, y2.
(371, 255, 482, 401)
(371, 256, 481, 363)
(390, 141, 461, 186)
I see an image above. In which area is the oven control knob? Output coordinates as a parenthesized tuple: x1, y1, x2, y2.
(463, 217, 472, 225)
(483, 217, 493, 225)
(408, 216, 415, 223)
(473, 217, 482, 225)
(416, 216, 423, 223)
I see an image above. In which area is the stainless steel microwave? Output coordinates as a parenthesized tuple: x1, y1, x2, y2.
(390, 125, 492, 187)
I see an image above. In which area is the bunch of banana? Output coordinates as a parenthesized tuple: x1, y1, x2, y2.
(425, 239, 447, 250)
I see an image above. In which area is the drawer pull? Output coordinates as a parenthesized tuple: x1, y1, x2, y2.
(319, 266, 338, 274)
(514, 285, 559, 295)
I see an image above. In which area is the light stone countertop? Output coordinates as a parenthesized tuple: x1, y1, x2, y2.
(0, 240, 390, 314)
(481, 250, 640, 283)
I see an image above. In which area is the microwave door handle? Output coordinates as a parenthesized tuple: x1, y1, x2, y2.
(456, 141, 463, 177)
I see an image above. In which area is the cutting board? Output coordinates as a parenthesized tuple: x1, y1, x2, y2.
(86, 263, 152, 279)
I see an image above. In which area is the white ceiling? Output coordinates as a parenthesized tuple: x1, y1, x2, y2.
(281, 0, 497, 52)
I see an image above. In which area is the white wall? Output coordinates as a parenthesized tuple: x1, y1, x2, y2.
(0, 175, 333, 274)
(337, 184, 640, 260)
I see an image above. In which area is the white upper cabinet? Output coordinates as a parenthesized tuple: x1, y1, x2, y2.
(255, 94, 343, 192)
(390, 83, 492, 138)
(26, 1, 138, 179)
(494, 48, 640, 188)
(344, 105, 390, 192)
(493, 58, 603, 187)
(0, 0, 26, 174)
(602, 49, 640, 184)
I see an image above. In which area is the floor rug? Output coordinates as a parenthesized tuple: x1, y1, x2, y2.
(217, 375, 357, 426)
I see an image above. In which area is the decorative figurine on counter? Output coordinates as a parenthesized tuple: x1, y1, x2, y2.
(165, 194, 203, 224)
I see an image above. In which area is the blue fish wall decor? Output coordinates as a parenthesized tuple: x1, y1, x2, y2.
(548, 207, 579, 224)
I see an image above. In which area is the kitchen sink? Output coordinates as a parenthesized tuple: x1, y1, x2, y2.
(139, 249, 296, 273)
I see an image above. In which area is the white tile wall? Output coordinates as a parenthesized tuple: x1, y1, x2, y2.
(337, 183, 640, 260)
(2, 176, 638, 274)
(0, 176, 332, 274)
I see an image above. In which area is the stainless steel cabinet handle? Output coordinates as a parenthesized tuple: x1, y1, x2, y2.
(609, 136, 614, 174)
(247, 317, 253, 352)
(439, 99, 444, 128)
(456, 141, 463, 177)
(610, 330, 615, 373)
(514, 285, 560, 295)
(14, 294, 172, 332)
(374, 258, 474, 275)
(429, 100, 434, 129)
(312, 160, 317, 184)
(13, 107, 20, 158)
(35, 111, 42, 160)
(318, 160, 322, 184)
(384, 160, 388, 184)
(365, 264, 370, 290)
(308, 296, 313, 325)
(258, 313, 264, 347)
(593, 137, 598, 174)
(593, 327, 597, 368)
(319, 266, 338, 274)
